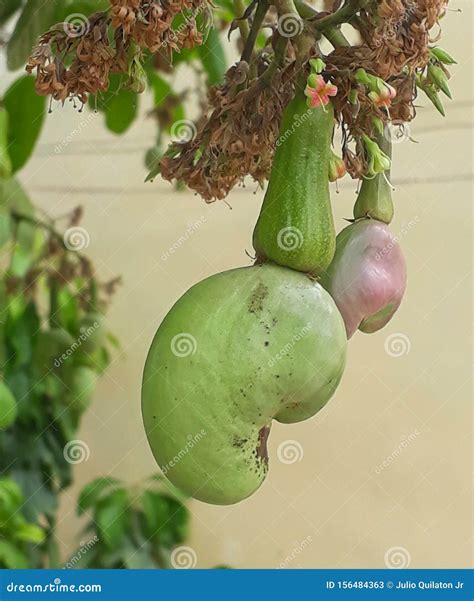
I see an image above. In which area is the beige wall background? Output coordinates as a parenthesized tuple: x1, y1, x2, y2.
(2, 1, 472, 569)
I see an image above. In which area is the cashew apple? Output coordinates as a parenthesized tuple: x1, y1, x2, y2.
(142, 263, 346, 505)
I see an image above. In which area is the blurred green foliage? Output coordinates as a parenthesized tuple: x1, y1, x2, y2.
(68, 476, 190, 568)
(0, 0, 233, 569)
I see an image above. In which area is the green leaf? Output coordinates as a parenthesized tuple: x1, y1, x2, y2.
(0, 108, 12, 178)
(78, 477, 120, 515)
(0, 0, 24, 25)
(93, 75, 139, 135)
(11, 468, 58, 521)
(0, 177, 34, 215)
(7, 0, 57, 71)
(123, 543, 157, 569)
(3, 76, 46, 173)
(141, 491, 189, 547)
(147, 72, 172, 107)
(0, 478, 23, 514)
(0, 539, 29, 569)
(54, 0, 109, 22)
(197, 28, 226, 85)
(95, 489, 129, 548)
(15, 522, 45, 544)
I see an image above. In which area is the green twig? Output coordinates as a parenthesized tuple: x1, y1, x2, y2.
(309, 0, 370, 30)
(241, 0, 270, 64)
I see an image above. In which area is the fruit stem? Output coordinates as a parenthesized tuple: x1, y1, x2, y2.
(354, 132, 394, 224)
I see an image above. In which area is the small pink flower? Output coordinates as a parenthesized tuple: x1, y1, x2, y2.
(369, 83, 397, 108)
(305, 74, 338, 109)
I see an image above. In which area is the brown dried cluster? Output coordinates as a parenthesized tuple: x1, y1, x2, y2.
(26, 13, 120, 104)
(160, 63, 297, 201)
(27, 0, 209, 105)
(363, 0, 448, 78)
(110, 0, 207, 52)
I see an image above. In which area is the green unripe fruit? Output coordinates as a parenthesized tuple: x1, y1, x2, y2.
(63, 366, 96, 413)
(252, 93, 336, 276)
(0, 381, 17, 429)
(142, 264, 347, 505)
(33, 328, 76, 373)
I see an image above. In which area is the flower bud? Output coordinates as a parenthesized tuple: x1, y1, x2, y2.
(309, 58, 326, 74)
(430, 47, 457, 65)
(428, 65, 452, 98)
(328, 150, 346, 182)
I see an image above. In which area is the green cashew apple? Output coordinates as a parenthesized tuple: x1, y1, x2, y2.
(0, 380, 17, 429)
(142, 263, 347, 505)
(252, 92, 336, 276)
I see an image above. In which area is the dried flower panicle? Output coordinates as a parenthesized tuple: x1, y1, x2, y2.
(160, 63, 297, 201)
(363, 0, 449, 79)
(27, 0, 211, 106)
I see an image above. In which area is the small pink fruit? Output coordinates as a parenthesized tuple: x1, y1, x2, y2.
(321, 219, 407, 338)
